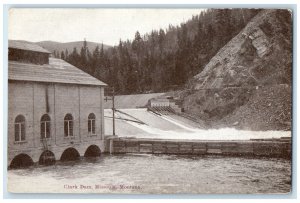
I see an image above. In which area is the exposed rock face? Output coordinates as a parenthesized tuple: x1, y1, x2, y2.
(182, 9, 292, 130)
(249, 27, 270, 58)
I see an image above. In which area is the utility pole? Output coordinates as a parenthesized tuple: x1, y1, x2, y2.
(104, 86, 116, 155)
(104, 87, 116, 136)
(112, 87, 115, 136)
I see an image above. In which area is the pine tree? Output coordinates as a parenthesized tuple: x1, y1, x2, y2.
(64, 49, 69, 61)
(64, 9, 261, 94)
(80, 39, 88, 68)
(60, 51, 65, 60)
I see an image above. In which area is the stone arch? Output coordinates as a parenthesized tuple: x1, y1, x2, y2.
(60, 147, 80, 161)
(84, 145, 101, 157)
(39, 150, 56, 165)
(9, 153, 34, 169)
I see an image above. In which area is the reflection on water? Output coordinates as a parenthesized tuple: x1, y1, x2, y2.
(8, 154, 291, 194)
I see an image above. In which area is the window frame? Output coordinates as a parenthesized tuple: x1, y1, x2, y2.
(14, 115, 26, 142)
(64, 114, 74, 137)
(40, 114, 51, 139)
(88, 113, 96, 135)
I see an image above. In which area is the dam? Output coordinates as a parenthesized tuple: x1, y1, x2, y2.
(104, 108, 291, 158)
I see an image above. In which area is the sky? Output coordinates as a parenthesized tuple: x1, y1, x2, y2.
(8, 8, 205, 46)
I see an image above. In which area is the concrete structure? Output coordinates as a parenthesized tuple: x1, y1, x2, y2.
(149, 98, 170, 107)
(106, 137, 291, 158)
(149, 97, 183, 113)
(8, 40, 107, 168)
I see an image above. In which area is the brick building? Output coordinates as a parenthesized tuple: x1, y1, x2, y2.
(8, 40, 107, 168)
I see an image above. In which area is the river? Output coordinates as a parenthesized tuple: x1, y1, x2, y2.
(7, 154, 291, 194)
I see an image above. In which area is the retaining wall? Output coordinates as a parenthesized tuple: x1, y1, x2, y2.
(105, 137, 291, 158)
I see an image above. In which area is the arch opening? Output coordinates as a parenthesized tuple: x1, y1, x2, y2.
(14, 114, 26, 142)
(40, 114, 51, 139)
(84, 145, 101, 157)
(39, 150, 56, 165)
(88, 113, 96, 135)
(64, 114, 73, 137)
(10, 153, 34, 169)
(60, 147, 80, 161)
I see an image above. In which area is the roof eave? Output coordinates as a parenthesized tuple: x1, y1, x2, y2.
(9, 47, 51, 54)
(8, 78, 107, 87)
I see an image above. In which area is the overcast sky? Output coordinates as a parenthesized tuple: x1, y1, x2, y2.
(9, 8, 205, 46)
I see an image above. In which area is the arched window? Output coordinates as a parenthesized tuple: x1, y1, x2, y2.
(15, 115, 25, 142)
(88, 113, 96, 135)
(40, 114, 51, 139)
(64, 114, 73, 137)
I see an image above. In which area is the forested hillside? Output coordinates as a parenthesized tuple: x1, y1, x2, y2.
(48, 8, 292, 130)
(54, 9, 260, 94)
(175, 9, 292, 130)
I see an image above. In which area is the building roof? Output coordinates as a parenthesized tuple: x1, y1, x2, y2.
(8, 40, 51, 54)
(9, 57, 107, 86)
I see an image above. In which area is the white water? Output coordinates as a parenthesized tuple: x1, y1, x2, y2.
(159, 114, 199, 132)
(105, 109, 291, 140)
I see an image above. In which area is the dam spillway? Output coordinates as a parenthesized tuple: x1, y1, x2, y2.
(104, 108, 291, 158)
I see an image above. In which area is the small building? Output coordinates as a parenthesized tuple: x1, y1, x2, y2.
(8, 40, 107, 168)
(148, 96, 183, 113)
(149, 98, 170, 107)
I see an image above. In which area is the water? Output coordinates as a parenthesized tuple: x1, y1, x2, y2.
(8, 154, 291, 194)
(105, 109, 291, 140)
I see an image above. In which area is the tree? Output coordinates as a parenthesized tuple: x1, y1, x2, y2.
(158, 29, 165, 52)
(64, 49, 69, 61)
(64, 9, 261, 94)
(80, 39, 88, 68)
(132, 31, 142, 53)
(60, 51, 65, 60)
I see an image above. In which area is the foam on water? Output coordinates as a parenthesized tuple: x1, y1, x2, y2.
(105, 108, 291, 140)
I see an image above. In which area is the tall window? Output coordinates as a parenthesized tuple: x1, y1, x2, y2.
(15, 115, 25, 142)
(64, 114, 73, 137)
(88, 113, 96, 135)
(40, 114, 51, 139)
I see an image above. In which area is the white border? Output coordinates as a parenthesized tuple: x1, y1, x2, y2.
(1, 0, 299, 202)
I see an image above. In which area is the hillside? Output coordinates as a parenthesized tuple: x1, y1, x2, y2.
(59, 9, 260, 94)
(36, 40, 111, 56)
(175, 9, 292, 131)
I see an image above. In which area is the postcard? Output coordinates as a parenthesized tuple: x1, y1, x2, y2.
(6, 7, 292, 194)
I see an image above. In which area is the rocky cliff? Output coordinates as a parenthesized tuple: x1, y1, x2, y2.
(181, 9, 292, 130)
